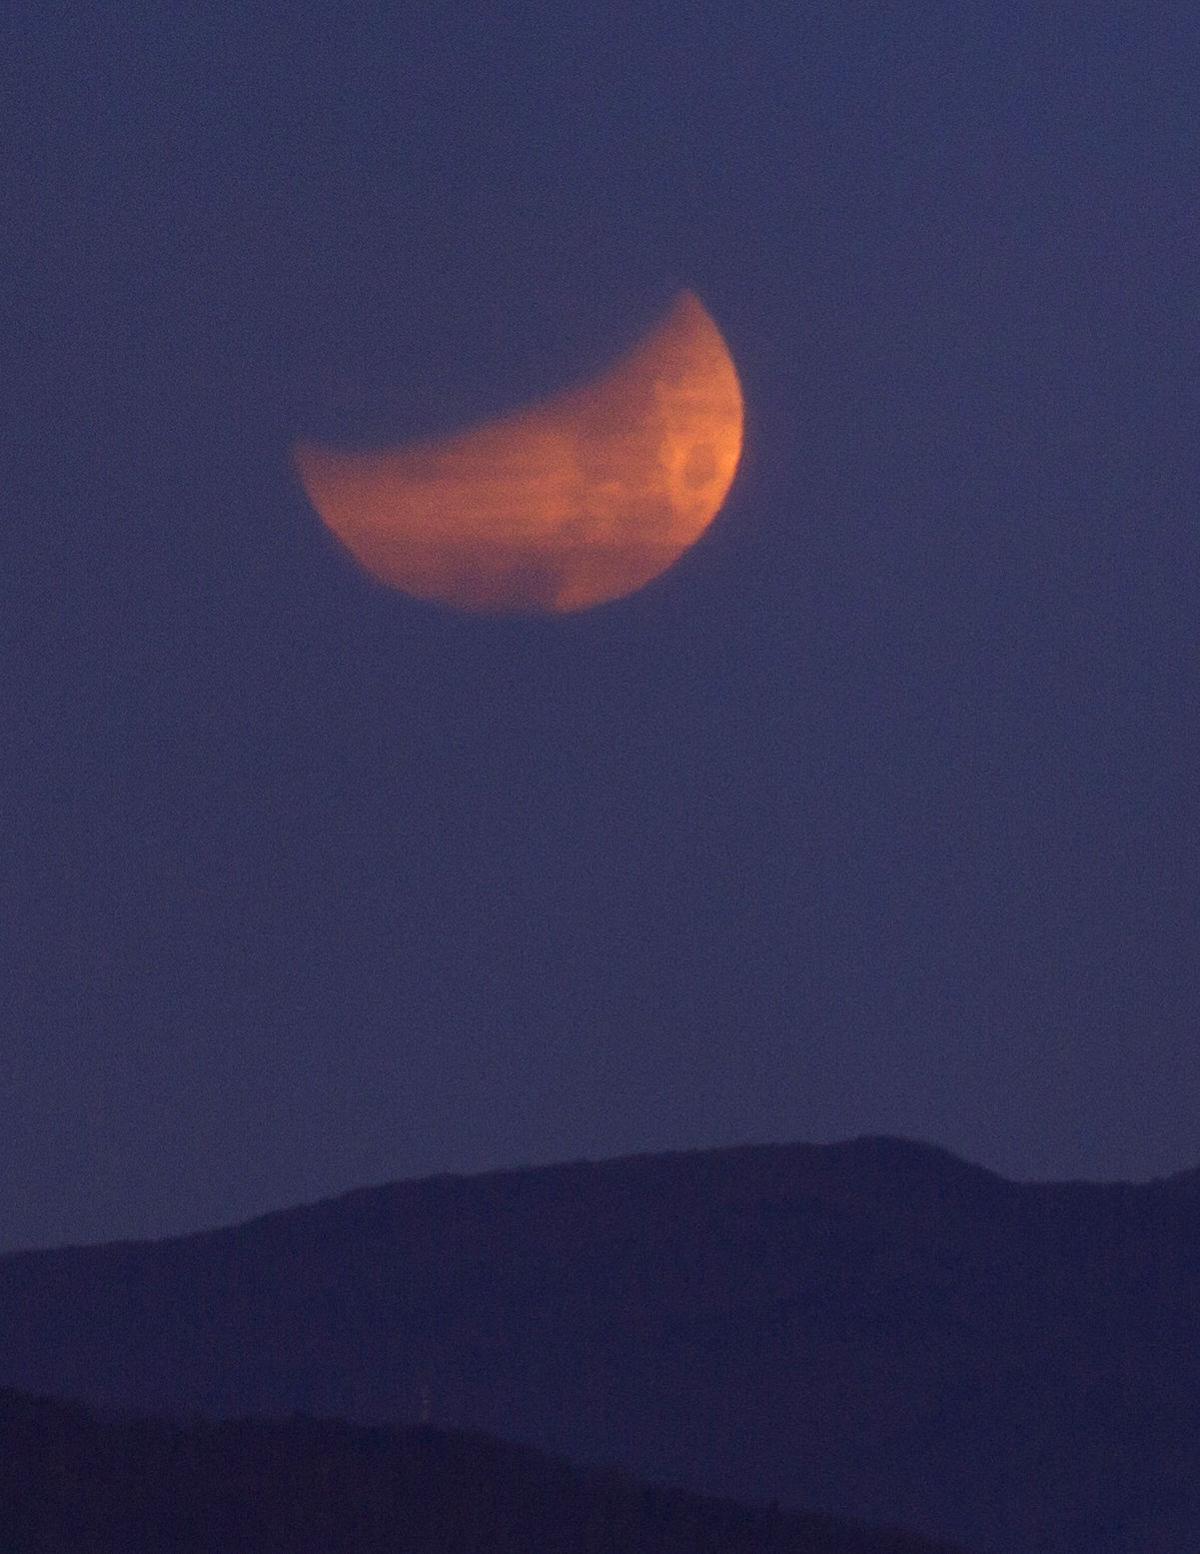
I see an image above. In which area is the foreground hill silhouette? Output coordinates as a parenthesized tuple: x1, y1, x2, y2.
(0, 1390, 963, 1554)
(3, 1136, 1198, 1553)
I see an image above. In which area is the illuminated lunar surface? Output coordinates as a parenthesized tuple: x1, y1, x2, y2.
(293, 290, 744, 614)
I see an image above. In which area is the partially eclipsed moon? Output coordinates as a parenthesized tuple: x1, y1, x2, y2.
(293, 290, 744, 614)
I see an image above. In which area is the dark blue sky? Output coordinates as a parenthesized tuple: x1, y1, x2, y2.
(4, 3, 1198, 1249)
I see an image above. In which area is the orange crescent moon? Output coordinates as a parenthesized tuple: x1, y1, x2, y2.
(293, 290, 744, 614)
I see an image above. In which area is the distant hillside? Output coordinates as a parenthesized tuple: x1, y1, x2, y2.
(0, 1390, 964, 1554)
(3, 1136, 1199, 1553)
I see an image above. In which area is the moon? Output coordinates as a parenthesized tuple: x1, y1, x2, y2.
(293, 291, 744, 614)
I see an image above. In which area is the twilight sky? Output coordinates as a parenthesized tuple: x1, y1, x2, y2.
(3, 2, 1198, 1250)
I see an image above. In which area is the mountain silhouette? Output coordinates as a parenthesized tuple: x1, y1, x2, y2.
(0, 1389, 964, 1554)
(3, 1136, 1198, 1553)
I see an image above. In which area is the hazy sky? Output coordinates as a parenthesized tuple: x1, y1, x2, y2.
(4, 2, 1198, 1249)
